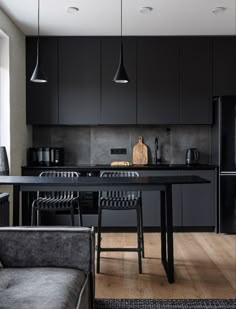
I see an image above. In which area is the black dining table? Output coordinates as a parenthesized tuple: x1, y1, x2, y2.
(0, 175, 209, 283)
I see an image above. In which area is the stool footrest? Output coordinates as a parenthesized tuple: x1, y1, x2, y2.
(99, 247, 140, 252)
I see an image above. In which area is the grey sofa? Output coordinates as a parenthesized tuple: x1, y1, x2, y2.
(0, 227, 95, 309)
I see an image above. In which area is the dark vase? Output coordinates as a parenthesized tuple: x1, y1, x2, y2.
(0, 147, 9, 175)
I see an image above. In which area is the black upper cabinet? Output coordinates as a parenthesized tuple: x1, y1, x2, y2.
(26, 36, 214, 126)
(180, 38, 213, 124)
(58, 38, 100, 125)
(101, 38, 136, 124)
(137, 38, 180, 124)
(26, 37, 59, 124)
(213, 37, 236, 96)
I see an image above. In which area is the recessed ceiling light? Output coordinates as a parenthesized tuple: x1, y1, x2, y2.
(139, 7, 153, 14)
(66, 6, 79, 14)
(211, 7, 226, 14)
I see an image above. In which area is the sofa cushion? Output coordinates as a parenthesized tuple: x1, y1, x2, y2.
(0, 267, 86, 309)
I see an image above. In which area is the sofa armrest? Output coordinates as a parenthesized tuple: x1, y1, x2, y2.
(0, 227, 95, 274)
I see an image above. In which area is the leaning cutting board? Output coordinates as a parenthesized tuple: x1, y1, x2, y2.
(132, 136, 148, 165)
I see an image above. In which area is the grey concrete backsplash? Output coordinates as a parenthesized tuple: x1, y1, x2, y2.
(32, 125, 211, 165)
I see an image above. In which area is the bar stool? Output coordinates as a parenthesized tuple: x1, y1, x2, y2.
(96, 171, 144, 274)
(31, 171, 82, 226)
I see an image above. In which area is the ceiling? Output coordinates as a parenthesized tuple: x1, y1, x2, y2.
(0, 0, 235, 36)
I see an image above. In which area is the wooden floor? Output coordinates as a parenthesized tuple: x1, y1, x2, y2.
(95, 232, 236, 299)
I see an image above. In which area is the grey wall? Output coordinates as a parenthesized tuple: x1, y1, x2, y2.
(0, 9, 32, 225)
(32, 125, 211, 165)
(0, 9, 31, 174)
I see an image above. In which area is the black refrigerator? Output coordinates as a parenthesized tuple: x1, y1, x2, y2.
(213, 96, 236, 233)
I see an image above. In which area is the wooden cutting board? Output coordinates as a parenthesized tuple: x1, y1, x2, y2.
(132, 136, 148, 165)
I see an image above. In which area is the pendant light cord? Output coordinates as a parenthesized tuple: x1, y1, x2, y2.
(37, 0, 40, 61)
(38, 0, 40, 37)
(120, 0, 123, 57)
(121, 0, 122, 37)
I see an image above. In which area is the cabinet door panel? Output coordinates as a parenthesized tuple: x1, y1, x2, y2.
(213, 37, 236, 96)
(101, 38, 136, 124)
(139, 170, 182, 227)
(182, 170, 216, 227)
(180, 38, 212, 124)
(59, 38, 100, 125)
(26, 38, 59, 124)
(137, 38, 180, 124)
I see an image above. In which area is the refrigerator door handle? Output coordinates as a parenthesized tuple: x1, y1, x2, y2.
(220, 171, 236, 175)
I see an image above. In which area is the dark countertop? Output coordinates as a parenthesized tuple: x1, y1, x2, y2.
(22, 164, 218, 171)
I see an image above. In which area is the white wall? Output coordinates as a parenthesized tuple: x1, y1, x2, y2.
(0, 32, 10, 156)
(0, 9, 32, 224)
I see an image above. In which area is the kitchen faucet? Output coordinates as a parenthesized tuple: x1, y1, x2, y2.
(155, 137, 161, 164)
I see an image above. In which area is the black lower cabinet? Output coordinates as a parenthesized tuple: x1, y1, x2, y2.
(138, 171, 182, 227)
(182, 170, 216, 227)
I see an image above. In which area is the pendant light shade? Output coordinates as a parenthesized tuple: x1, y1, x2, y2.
(113, 41, 130, 83)
(113, 0, 130, 83)
(0, 146, 9, 176)
(30, 0, 47, 83)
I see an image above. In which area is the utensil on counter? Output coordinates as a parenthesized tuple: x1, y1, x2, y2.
(185, 148, 200, 165)
(132, 136, 148, 165)
(155, 137, 161, 164)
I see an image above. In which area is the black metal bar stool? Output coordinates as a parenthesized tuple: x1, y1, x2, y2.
(96, 171, 144, 274)
(31, 171, 82, 226)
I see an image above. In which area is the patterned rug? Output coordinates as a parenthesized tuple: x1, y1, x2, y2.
(95, 299, 236, 309)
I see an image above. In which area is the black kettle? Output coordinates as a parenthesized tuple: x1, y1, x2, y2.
(185, 148, 200, 165)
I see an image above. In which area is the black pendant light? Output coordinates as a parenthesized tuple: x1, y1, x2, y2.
(30, 0, 47, 83)
(113, 0, 130, 83)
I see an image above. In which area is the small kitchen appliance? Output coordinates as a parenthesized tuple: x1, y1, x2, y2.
(185, 148, 200, 165)
(27, 147, 64, 166)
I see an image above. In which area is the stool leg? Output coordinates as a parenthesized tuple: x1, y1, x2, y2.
(79, 207, 83, 226)
(136, 206, 142, 274)
(31, 205, 35, 226)
(71, 207, 75, 226)
(36, 209, 40, 226)
(96, 207, 102, 273)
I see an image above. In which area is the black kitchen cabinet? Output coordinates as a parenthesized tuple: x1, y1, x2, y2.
(26, 36, 214, 125)
(101, 38, 136, 124)
(213, 37, 236, 96)
(137, 38, 180, 124)
(26, 37, 59, 124)
(180, 38, 213, 124)
(139, 170, 182, 227)
(58, 38, 100, 125)
(182, 170, 216, 227)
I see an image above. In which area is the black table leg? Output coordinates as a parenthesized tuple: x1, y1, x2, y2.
(13, 185, 20, 226)
(160, 185, 174, 283)
(160, 190, 166, 262)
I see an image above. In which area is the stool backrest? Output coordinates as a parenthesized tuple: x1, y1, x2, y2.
(100, 171, 140, 199)
(38, 171, 80, 199)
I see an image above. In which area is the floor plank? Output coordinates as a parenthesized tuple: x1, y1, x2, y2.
(95, 232, 236, 299)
